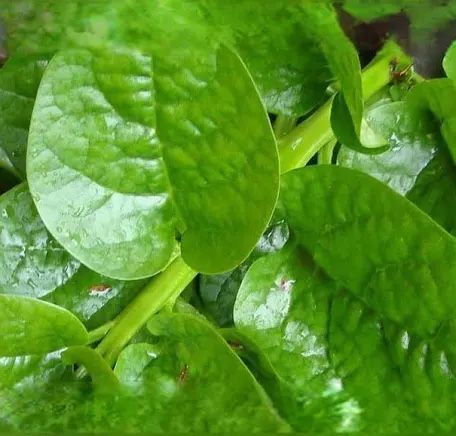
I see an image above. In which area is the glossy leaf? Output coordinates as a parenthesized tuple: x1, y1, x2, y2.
(338, 101, 438, 195)
(0, 351, 66, 389)
(27, 45, 278, 279)
(278, 166, 456, 337)
(138, 313, 289, 432)
(0, 294, 88, 356)
(235, 166, 456, 430)
(331, 92, 390, 154)
(28, 43, 278, 279)
(0, 314, 289, 432)
(0, 184, 147, 329)
(235, 241, 456, 431)
(234, 245, 361, 432)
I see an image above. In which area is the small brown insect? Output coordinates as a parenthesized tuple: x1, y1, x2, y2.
(178, 364, 189, 385)
(227, 340, 244, 352)
(89, 284, 112, 295)
(390, 58, 413, 82)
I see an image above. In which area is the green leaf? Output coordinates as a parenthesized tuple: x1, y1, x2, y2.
(137, 313, 289, 432)
(235, 241, 456, 431)
(338, 101, 438, 195)
(113, 342, 159, 390)
(234, 246, 361, 432)
(0, 314, 289, 432)
(0, 351, 66, 389)
(27, 45, 278, 279)
(1, 0, 118, 56)
(0, 294, 88, 356)
(331, 92, 390, 154)
(0, 56, 47, 178)
(0, 183, 147, 329)
(307, 3, 385, 154)
(234, 166, 456, 430)
(278, 166, 456, 338)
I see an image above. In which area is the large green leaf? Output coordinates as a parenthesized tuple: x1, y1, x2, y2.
(278, 166, 456, 337)
(0, 184, 147, 329)
(0, 294, 88, 356)
(27, 44, 278, 279)
(234, 245, 361, 432)
(234, 165, 456, 431)
(0, 313, 289, 432)
(115, 314, 286, 433)
(118, 313, 289, 432)
(234, 242, 456, 432)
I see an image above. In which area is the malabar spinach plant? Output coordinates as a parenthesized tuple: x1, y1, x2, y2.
(1, 0, 456, 432)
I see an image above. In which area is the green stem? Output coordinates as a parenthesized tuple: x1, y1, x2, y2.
(96, 256, 196, 367)
(278, 42, 409, 174)
(273, 114, 296, 138)
(63, 346, 120, 391)
(87, 320, 116, 344)
(278, 98, 333, 173)
(317, 139, 337, 165)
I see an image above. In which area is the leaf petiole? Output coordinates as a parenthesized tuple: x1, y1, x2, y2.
(95, 256, 196, 367)
(273, 114, 297, 138)
(87, 320, 116, 344)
